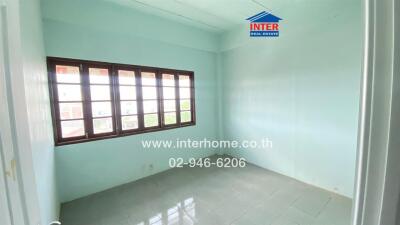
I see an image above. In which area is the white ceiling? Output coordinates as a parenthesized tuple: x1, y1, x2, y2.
(103, 0, 291, 33)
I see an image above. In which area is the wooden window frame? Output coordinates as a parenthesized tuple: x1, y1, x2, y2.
(47, 57, 196, 146)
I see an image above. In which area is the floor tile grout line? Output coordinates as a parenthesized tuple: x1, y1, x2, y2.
(315, 196, 333, 218)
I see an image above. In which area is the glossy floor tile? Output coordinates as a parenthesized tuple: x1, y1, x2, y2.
(60, 155, 352, 225)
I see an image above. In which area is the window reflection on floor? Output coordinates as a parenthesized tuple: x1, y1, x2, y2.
(135, 197, 196, 225)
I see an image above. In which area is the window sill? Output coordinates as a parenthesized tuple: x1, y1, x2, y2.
(55, 122, 196, 146)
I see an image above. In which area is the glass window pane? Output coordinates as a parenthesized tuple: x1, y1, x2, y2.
(163, 87, 175, 99)
(90, 85, 110, 100)
(119, 86, 136, 100)
(93, 117, 113, 134)
(141, 72, 156, 85)
(91, 101, 112, 117)
(120, 101, 137, 115)
(142, 87, 157, 99)
(89, 68, 109, 84)
(181, 111, 191, 123)
(162, 74, 175, 86)
(143, 100, 158, 113)
(118, 70, 135, 85)
(180, 100, 191, 111)
(144, 114, 159, 127)
(56, 65, 80, 83)
(164, 112, 176, 125)
(57, 84, 82, 101)
(59, 102, 83, 120)
(164, 100, 176, 112)
(61, 120, 84, 138)
(179, 88, 190, 98)
(121, 116, 138, 130)
(179, 75, 190, 87)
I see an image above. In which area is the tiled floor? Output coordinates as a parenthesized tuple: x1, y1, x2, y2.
(60, 156, 352, 225)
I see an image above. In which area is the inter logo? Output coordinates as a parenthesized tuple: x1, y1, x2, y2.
(246, 11, 283, 37)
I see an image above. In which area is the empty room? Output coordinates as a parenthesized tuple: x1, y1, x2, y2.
(2, 0, 400, 225)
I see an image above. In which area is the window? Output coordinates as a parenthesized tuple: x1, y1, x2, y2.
(47, 57, 195, 145)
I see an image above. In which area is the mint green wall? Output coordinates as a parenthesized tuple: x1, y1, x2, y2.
(41, 0, 219, 202)
(219, 1, 362, 197)
(20, 0, 59, 222)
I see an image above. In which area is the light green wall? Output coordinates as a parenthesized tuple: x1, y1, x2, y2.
(219, 1, 362, 197)
(19, 0, 59, 223)
(41, 0, 219, 202)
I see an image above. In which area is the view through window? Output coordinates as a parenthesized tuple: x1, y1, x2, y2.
(48, 57, 195, 145)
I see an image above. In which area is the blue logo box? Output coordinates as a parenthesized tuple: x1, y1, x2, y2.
(250, 31, 279, 37)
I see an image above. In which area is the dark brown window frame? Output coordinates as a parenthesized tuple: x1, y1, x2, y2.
(47, 57, 196, 146)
